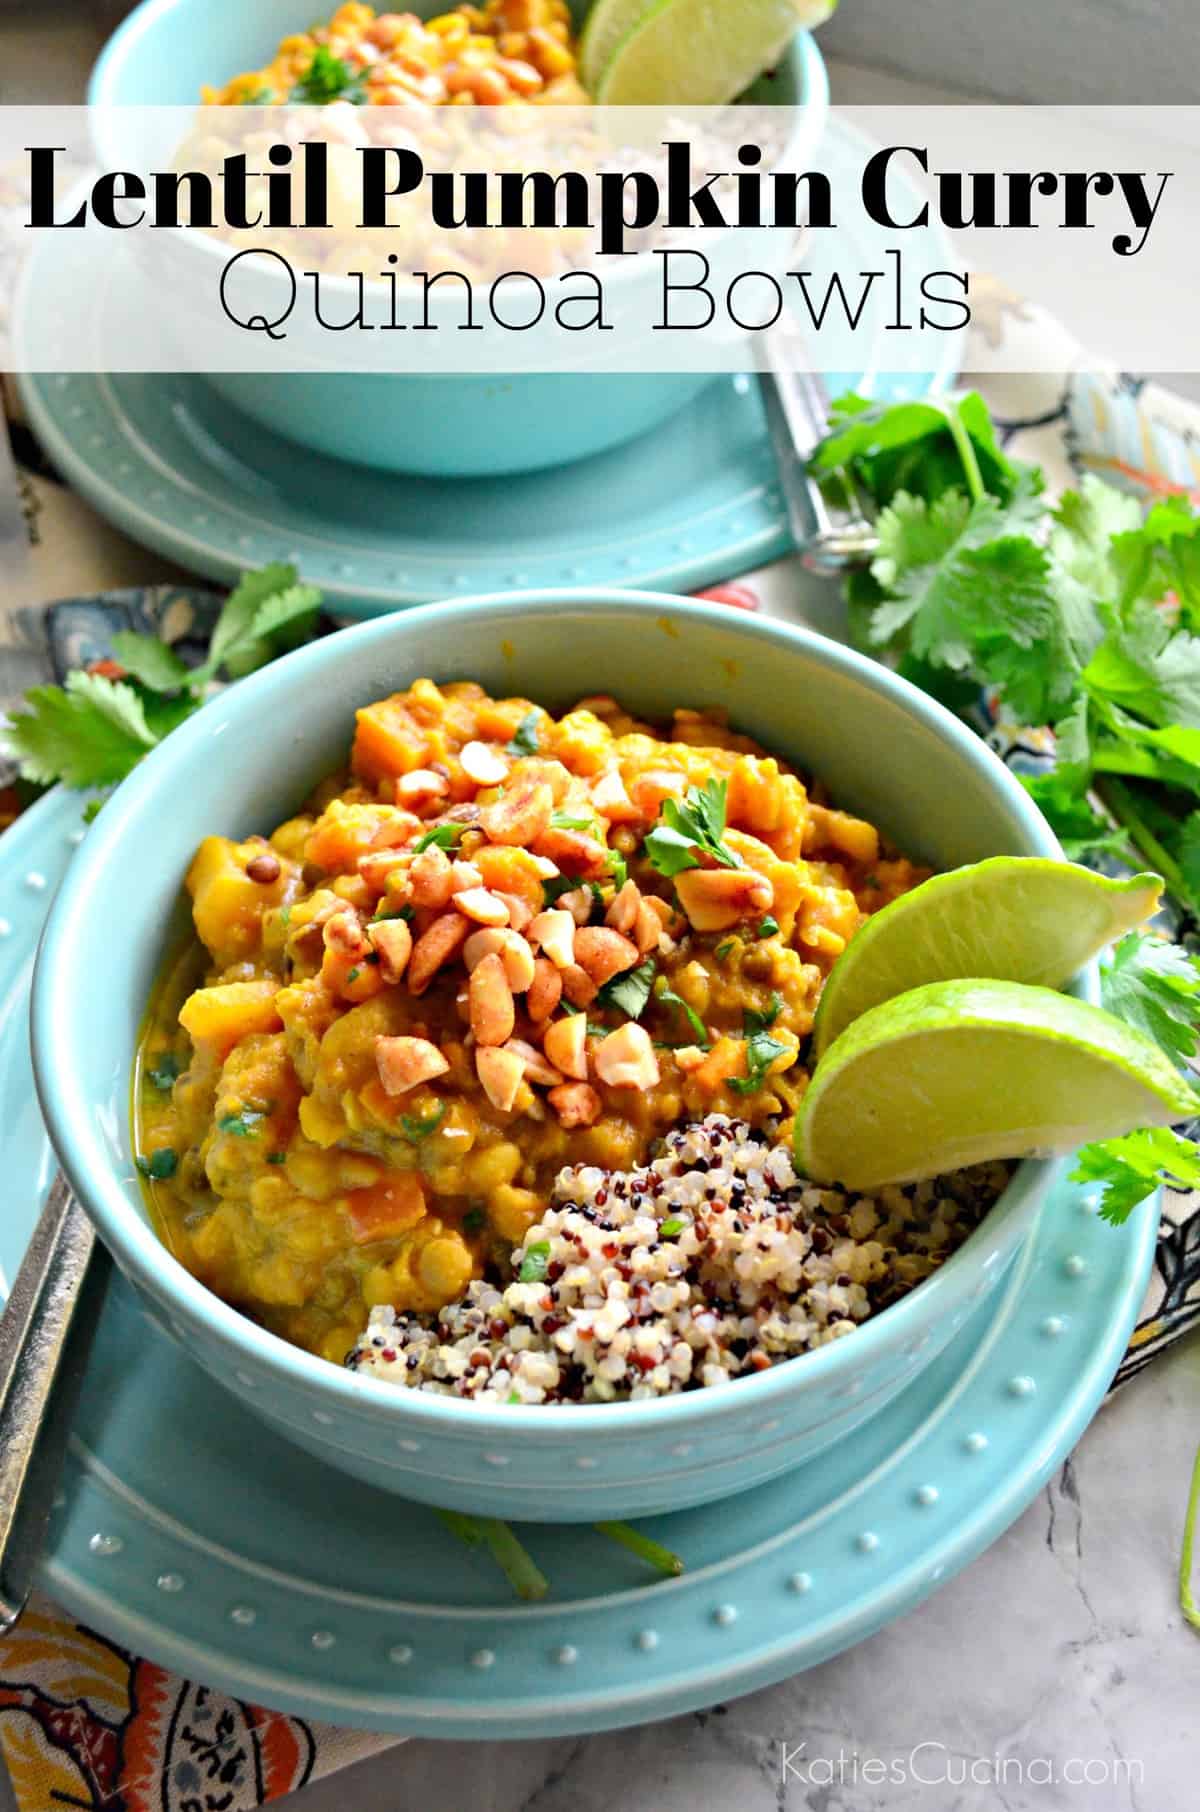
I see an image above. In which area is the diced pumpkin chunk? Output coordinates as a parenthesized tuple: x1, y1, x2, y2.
(344, 1171, 427, 1244)
(186, 836, 285, 967)
(179, 979, 281, 1057)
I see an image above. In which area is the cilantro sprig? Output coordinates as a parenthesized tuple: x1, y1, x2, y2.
(290, 44, 369, 104)
(730, 993, 789, 1095)
(645, 779, 742, 877)
(2, 563, 322, 805)
(813, 393, 1200, 918)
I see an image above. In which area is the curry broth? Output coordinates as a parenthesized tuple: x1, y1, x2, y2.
(133, 682, 926, 1363)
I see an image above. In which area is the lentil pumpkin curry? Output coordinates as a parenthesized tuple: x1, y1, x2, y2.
(135, 682, 927, 1366)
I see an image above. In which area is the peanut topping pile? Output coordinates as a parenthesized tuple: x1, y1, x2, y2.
(135, 682, 927, 1363)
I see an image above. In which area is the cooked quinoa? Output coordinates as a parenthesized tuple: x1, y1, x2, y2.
(346, 1115, 1011, 1402)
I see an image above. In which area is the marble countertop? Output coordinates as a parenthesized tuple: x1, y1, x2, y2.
(278, 1337, 1200, 1812)
(1, 19, 1197, 1810)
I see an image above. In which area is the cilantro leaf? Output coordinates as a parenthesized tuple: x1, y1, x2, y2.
(597, 958, 656, 1019)
(506, 710, 541, 756)
(109, 631, 192, 692)
(135, 1147, 178, 1180)
(1019, 771, 1127, 861)
(655, 982, 710, 1047)
(400, 1102, 446, 1141)
(413, 824, 463, 853)
(192, 563, 314, 683)
(645, 780, 741, 876)
(1048, 477, 1143, 604)
(218, 1108, 266, 1137)
(145, 1051, 184, 1092)
(1073, 1127, 1200, 1224)
(518, 1241, 551, 1284)
(1100, 932, 1200, 1063)
(3, 670, 158, 788)
(290, 44, 368, 103)
(730, 994, 789, 1094)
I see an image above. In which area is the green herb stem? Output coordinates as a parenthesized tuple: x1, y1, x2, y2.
(1095, 776, 1191, 906)
(479, 1519, 551, 1601)
(1181, 1438, 1200, 1633)
(940, 401, 987, 504)
(594, 1520, 684, 1578)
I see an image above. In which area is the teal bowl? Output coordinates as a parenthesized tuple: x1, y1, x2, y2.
(88, 1, 829, 477)
(32, 593, 1074, 1521)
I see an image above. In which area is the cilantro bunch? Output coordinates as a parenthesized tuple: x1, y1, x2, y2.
(1, 564, 322, 803)
(812, 394, 1200, 916)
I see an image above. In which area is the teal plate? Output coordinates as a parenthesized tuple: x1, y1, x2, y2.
(16, 116, 959, 615)
(1, 788, 1156, 1736)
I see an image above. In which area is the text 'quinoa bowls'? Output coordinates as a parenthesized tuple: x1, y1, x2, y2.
(33, 593, 1069, 1520)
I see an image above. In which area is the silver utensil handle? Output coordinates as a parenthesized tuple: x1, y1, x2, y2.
(0, 1176, 107, 1633)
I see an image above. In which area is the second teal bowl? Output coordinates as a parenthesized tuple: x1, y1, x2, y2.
(32, 592, 1072, 1520)
(89, 1, 829, 475)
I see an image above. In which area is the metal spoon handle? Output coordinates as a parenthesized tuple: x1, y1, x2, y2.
(0, 1175, 107, 1633)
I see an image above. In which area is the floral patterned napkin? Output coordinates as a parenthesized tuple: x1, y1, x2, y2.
(3, 352, 1200, 1808)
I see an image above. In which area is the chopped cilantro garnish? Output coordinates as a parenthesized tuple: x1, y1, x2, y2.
(645, 779, 742, 877)
(542, 874, 579, 906)
(654, 980, 710, 1047)
(400, 1102, 446, 1142)
(374, 901, 414, 921)
(507, 1389, 522, 1405)
(730, 995, 788, 1095)
(714, 938, 737, 961)
(519, 1241, 551, 1284)
(279, 904, 292, 928)
(136, 1147, 178, 1180)
(463, 1207, 485, 1233)
(0, 562, 322, 804)
(659, 1216, 686, 1237)
(145, 1051, 183, 1092)
(550, 810, 596, 833)
(218, 1109, 266, 1137)
(597, 958, 657, 1019)
(757, 915, 779, 939)
(506, 709, 541, 756)
(606, 849, 628, 890)
(290, 44, 368, 103)
(413, 824, 463, 854)
(266, 1151, 287, 1165)
(346, 966, 361, 983)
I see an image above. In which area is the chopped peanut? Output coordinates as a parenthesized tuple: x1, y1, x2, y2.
(409, 844, 455, 908)
(475, 1045, 525, 1113)
(556, 887, 593, 926)
(560, 962, 598, 1008)
(376, 1035, 449, 1096)
(605, 878, 641, 935)
(528, 908, 576, 968)
(407, 910, 470, 993)
(453, 886, 510, 927)
(526, 956, 563, 1021)
(460, 740, 510, 786)
(468, 952, 516, 1046)
(397, 768, 450, 808)
(480, 779, 553, 846)
(463, 927, 536, 992)
(543, 1012, 588, 1080)
(504, 1037, 563, 1087)
(365, 916, 413, 982)
(593, 1022, 660, 1090)
(572, 926, 640, 986)
(547, 1081, 601, 1128)
(674, 867, 774, 933)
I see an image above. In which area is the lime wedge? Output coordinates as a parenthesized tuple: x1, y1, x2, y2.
(593, 0, 836, 105)
(579, 0, 651, 95)
(812, 858, 1162, 1059)
(797, 978, 1196, 1190)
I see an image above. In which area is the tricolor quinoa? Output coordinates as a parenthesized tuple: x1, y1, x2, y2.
(346, 1116, 1010, 1402)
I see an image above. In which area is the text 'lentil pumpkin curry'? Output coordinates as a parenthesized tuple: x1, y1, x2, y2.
(135, 682, 927, 1366)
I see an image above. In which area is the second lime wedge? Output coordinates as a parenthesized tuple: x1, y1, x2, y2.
(593, 0, 836, 105)
(797, 978, 1196, 1190)
(812, 858, 1162, 1058)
